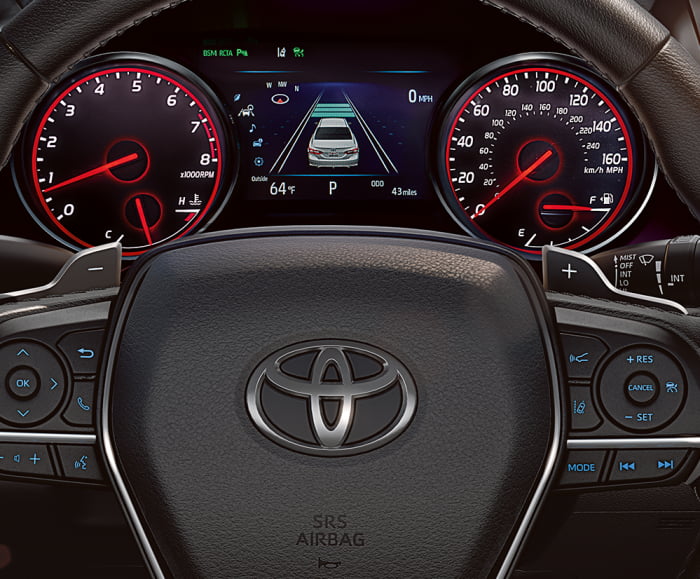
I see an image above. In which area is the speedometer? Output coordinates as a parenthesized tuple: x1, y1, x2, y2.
(436, 53, 655, 257)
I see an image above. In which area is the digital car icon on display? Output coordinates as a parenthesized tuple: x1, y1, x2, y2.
(307, 118, 359, 168)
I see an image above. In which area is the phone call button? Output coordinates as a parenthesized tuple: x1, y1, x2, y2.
(62, 381, 95, 427)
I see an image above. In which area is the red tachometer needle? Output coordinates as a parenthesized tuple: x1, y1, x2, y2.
(471, 149, 554, 219)
(542, 204, 592, 212)
(43, 152, 139, 193)
(135, 196, 154, 246)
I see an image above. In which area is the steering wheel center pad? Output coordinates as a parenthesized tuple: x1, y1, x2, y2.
(104, 228, 561, 576)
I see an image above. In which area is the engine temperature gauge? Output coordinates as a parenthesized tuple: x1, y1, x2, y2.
(436, 53, 655, 257)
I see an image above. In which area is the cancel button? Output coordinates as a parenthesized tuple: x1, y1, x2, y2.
(625, 372, 658, 405)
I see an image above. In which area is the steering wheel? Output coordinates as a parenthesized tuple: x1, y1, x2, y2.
(1, 0, 700, 577)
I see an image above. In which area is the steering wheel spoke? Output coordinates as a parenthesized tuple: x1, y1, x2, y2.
(0, 243, 120, 486)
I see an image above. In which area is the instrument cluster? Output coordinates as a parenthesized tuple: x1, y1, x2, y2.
(6, 17, 677, 260)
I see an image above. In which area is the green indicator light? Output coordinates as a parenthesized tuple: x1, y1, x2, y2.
(202, 48, 248, 57)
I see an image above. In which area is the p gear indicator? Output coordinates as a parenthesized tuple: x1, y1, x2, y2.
(16, 53, 233, 256)
(437, 53, 654, 257)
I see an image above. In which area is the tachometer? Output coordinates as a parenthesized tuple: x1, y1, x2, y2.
(14, 53, 235, 256)
(436, 53, 655, 257)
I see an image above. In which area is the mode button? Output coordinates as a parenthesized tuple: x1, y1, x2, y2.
(559, 450, 607, 486)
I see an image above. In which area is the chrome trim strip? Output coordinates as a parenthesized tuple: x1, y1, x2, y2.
(101, 247, 165, 577)
(102, 325, 166, 578)
(0, 432, 95, 443)
(569, 437, 700, 449)
(495, 306, 564, 577)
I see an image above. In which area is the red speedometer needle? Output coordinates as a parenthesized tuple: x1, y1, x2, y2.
(471, 149, 554, 219)
(542, 204, 592, 212)
(43, 152, 139, 193)
(135, 196, 154, 246)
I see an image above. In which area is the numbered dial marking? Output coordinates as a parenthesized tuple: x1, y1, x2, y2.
(438, 55, 651, 256)
(19, 55, 231, 256)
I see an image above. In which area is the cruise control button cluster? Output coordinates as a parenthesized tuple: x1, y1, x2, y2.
(559, 449, 690, 487)
(0, 341, 66, 425)
(599, 346, 685, 431)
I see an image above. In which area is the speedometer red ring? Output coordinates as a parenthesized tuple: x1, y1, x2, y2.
(438, 54, 652, 257)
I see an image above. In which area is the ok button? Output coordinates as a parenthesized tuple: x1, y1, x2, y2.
(6, 367, 39, 399)
(625, 372, 658, 405)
